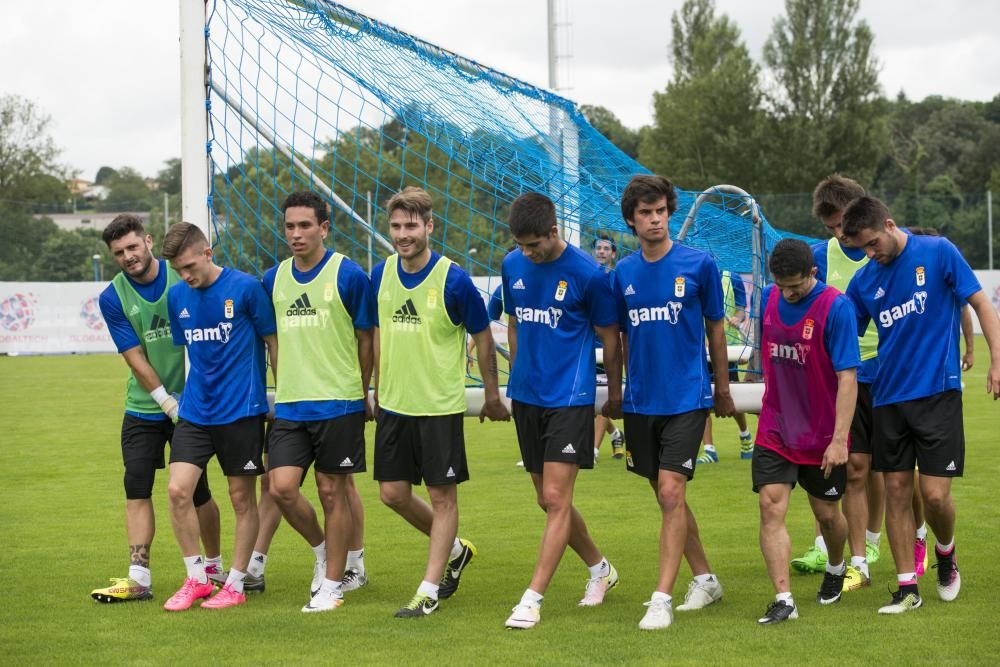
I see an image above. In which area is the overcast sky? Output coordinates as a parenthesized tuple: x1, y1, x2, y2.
(2, 0, 998, 180)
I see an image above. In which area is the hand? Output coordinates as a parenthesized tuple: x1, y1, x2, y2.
(160, 394, 179, 420)
(373, 389, 382, 420)
(364, 395, 375, 422)
(989, 361, 1000, 400)
(727, 316, 742, 329)
(601, 397, 622, 419)
(479, 397, 511, 423)
(713, 388, 736, 418)
(821, 439, 849, 478)
(961, 351, 974, 372)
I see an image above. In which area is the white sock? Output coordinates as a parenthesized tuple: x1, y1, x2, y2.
(866, 530, 881, 545)
(936, 538, 955, 553)
(247, 551, 267, 577)
(916, 523, 928, 540)
(319, 578, 343, 597)
(449, 539, 463, 561)
(587, 557, 610, 579)
(226, 569, 247, 593)
(417, 580, 439, 600)
(739, 430, 751, 438)
(850, 556, 870, 578)
(205, 555, 222, 570)
(611, 428, 622, 439)
(520, 588, 544, 607)
(897, 572, 917, 585)
(183, 555, 207, 583)
(693, 573, 715, 584)
(651, 591, 671, 605)
(815, 535, 828, 555)
(347, 548, 365, 573)
(594, 447, 601, 458)
(312, 540, 327, 563)
(826, 561, 847, 576)
(776, 591, 793, 604)
(129, 565, 151, 587)
(703, 443, 715, 451)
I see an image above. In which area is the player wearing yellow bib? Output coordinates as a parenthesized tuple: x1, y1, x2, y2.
(790, 175, 885, 592)
(261, 191, 375, 613)
(372, 186, 509, 618)
(91, 215, 222, 603)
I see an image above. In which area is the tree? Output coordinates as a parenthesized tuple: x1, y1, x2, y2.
(761, 0, 887, 191)
(156, 158, 182, 195)
(0, 205, 58, 280)
(94, 166, 118, 185)
(97, 167, 155, 212)
(580, 105, 641, 159)
(0, 95, 69, 202)
(639, 0, 763, 190)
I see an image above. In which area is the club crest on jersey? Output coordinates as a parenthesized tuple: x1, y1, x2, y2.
(916, 266, 925, 286)
(323, 282, 334, 302)
(674, 277, 685, 297)
(426, 288, 438, 309)
(224, 299, 234, 319)
(554, 280, 568, 302)
(803, 318, 815, 340)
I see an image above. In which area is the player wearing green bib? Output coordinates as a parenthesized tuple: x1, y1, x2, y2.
(372, 186, 509, 618)
(91, 215, 222, 603)
(261, 191, 375, 613)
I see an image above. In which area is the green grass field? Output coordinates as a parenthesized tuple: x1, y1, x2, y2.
(3, 339, 999, 665)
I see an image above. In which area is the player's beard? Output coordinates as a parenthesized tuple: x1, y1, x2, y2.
(127, 249, 156, 280)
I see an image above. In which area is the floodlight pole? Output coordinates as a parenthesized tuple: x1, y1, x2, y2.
(988, 190, 993, 271)
(179, 0, 211, 242)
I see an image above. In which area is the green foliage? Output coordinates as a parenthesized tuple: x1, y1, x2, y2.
(581, 105, 641, 159)
(156, 158, 182, 195)
(640, 0, 763, 190)
(93, 166, 118, 186)
(760, 0, 887, 191)
(0, 205, 58, 280)
(96, 167, 156, 212)
(0, 94, 71, 207)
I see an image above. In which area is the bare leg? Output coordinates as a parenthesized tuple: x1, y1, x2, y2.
(919, 474, 955, 546)
(269, 466, 323, 546)
(759, 483, 792, 594)
(345, 474, 365, 552)
(884, 471, 917, 575)
(167, 462, 205, 558)
(649, 471, 696, 594)
(125, 498, 154, 569)
(911, 470, 925, 530)
(254, 472, 283, 555)
(842, 452, 871, 559)
(867, 470, 885, 533)
(195, 497, 221, 558)
(424, 484, 459, 584)
(227, 475, 259, 573)
(379, 480, 433, 535)
(810, 495, 847, 568)
(316, 473, 353, 581)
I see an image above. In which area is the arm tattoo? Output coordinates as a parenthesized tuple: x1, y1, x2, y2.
(129, 543, 151, 568)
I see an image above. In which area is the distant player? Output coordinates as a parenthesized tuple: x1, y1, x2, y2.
(161, 222, 278, 611)
(502, 192, 622, 630)
(261, 190, 375, 613)
(790, 175, 884, 592)
(91, 214, 223, 603)
(611, 175, 734, 630)
(754, 239, 859, 625)
(372, 186, 509, 618)
(592, 235, 625, 460)
(841, 196, 1000, 614)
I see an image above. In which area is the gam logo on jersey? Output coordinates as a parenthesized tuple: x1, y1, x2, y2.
(627, 301, 683, 327)
(768, 342, 810, 366)
(514, 306, 562, 329)
(878, 291, 927, 329)
(184, 321, 233, 344)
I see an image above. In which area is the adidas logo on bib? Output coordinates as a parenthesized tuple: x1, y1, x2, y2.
(287, 293, 317, 316)
(946, 461, 957, 472)
(129, 304, 140, 316)
(562, 443, 576, 454)
(243, 460, 257, 471)
(340, 457, 353, 467)
(392, 298, 422, 325)
(825, 487, 839, 496)
(512, 278, 526, 290)
(624, 284, 635, 296)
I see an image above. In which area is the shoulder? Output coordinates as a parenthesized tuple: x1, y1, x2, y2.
(262, 263, 281, 282)
(98, 283, 122, 314)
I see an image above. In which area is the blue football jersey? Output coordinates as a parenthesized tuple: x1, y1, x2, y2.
(502, 244, 617, 408)
(846, 234, 981, 406)
(613, 244, 724, 415)
(168, 267, 277, 425)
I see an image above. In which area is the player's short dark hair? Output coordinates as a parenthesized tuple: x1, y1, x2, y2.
(841, 196, 891, 239)
(101, 214, 146, 247)
(161, 222, 209, 260)
(509, 192, 557, 238)
(769, 238, 814, 279)
(811, 174, 865, 219)
(386, 186, 433, 224)
(595, 234, 617, 254)
(282, 190, 329, 222)
(620, 175, 678, 234)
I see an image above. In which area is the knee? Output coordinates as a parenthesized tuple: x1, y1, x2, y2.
(846, 456, 868, 485)
(539, 488, 569, 514)
(316, 477, 346, 508)
(921, 488, 950, 513)
(167, 481, 193, 507)
(656, 484, 685, 514)
(268, 479, 299, 507)
(758, 494, 785, 525)
(813, 504, 840, 530)
(228, 484, 255, 513)
(379, 486, 407, 510)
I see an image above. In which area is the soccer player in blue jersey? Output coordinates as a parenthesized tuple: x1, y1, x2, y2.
(790, 175, 886, 592)
(841, 196, 1000, 614)
(610, 175, 735, 630)
(592, 234, 625, 460)
(261, 190, 374, 612)
(501, 192, 622, 630)
(372, 186, 509, 618)
(90, 214, 223, 603)
(160, 222, 278, 611)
